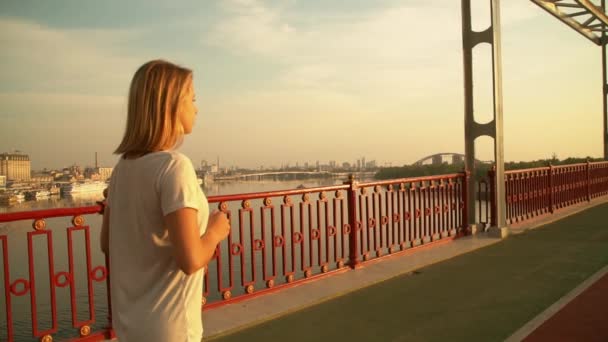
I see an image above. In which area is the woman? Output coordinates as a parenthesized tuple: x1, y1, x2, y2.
(100, 60, 230, 341)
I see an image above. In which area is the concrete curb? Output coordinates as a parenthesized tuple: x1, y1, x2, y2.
(507, 197, 608, 234)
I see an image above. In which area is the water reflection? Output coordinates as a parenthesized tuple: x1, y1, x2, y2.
(0, 192, 104, 215)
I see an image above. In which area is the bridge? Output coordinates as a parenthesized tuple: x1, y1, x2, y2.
(412, 152, 487, 166)
(213, 171, 377, 181)
(0, 1, 607, 341)
(214, 171, 331, 180)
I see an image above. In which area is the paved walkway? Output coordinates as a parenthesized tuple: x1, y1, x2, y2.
(204, 232, 502, 338)
(206, 198, 608, 341)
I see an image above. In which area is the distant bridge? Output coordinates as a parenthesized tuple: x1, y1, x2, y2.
(215, 171, 330, 180)
(413, 152, 485, 166)
(214, 171, 376, 181)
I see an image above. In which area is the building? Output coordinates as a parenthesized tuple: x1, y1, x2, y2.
(0, 152, 31, 181)
(0, 175, 6, 188)
(97, 167, 113, 181)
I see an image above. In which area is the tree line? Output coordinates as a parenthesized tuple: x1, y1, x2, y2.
(374, 156, 605, 181)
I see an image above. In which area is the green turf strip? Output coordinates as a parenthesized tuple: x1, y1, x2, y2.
(212, 203, 608, 342)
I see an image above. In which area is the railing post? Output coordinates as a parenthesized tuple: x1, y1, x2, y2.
(549, 164, 555, 213)
(462, 170, 471, 234)
(586, 159, 592, 201)
(603, 0, 607, 160)
(345, 174, 360, 269)
(100, 190, 115, 339)
(489, 166, 497, 227)
(104, 254, 115, 338)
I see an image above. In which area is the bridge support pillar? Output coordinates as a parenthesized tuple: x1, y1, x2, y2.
(461, 0, 508, 235)
(603, 0, 608, 160)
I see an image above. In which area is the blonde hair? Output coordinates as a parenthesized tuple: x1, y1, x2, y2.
(115, 60, 193, 157)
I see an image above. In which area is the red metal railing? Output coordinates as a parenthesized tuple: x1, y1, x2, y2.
(0, 206, 112, 342)
(479, 161, 608, 226)
(202, 172, 468, 307)
(0, 172, 469, 341)
(2, 163, 607, 341)
(203, 184, 352, 307)
(352, 173, 467, 264)
(590, 162, 608, 198)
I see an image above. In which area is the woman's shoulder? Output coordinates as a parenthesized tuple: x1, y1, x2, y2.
(134, 150, 193, 166)
(163, 151, 195, 167)
(150, 151, 196, 177)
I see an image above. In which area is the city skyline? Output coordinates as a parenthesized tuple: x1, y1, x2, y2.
(8, 149, 381, 173)
(0, 0, 605, 170)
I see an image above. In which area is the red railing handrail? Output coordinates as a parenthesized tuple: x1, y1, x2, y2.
(505, 167, 550, 174)
(207, 184, 350, 202)
(358, 173, 464, 188)
(504, 161, 608, 175)
(482, 160, 608, 226)
(0, 205, 103, 223)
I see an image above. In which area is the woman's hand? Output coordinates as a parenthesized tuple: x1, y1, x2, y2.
(166, 208, 230, 275)
(205, 210, 230, 243)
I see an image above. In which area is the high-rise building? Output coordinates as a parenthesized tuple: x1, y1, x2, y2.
(0, 152, 31, 181)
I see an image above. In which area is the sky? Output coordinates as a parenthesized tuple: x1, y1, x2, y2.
(0, 0, 605, 170)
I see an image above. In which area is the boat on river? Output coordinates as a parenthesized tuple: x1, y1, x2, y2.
(61, 181, 106, 194)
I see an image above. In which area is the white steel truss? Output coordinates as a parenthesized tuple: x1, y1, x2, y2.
(530, 0, 607, 45)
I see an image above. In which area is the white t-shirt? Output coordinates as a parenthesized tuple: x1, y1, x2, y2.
(107, 151, 209, 342)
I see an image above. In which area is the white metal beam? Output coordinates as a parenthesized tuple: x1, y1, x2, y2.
(531, 0, 607, 45)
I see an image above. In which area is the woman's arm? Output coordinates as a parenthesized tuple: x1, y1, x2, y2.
(100, 207, 110, 254)
(165, 208, 230, 275)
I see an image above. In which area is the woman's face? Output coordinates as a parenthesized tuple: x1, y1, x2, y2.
(179, 79, 198, 134)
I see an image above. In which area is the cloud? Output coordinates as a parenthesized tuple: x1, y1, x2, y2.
(0, 18, 143, 168)
(207, 1, 461, 61)
(0, 18, 143, 95)
(206, 0, 293, 57)
(206, 0, 543, 64)
(0, 91, 126, 169)
(204, 1, 467, 107)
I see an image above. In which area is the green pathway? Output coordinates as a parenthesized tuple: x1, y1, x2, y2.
(211, 204, 608, 342)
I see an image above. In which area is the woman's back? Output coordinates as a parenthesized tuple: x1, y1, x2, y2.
(107, 151, 208, 341)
